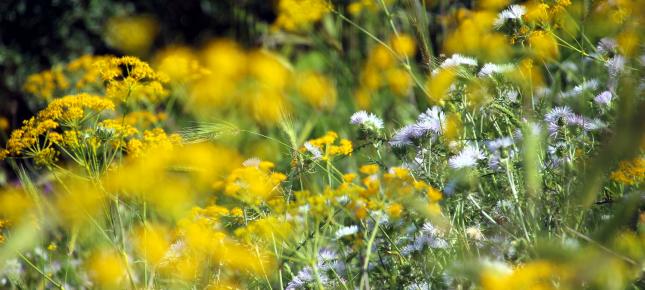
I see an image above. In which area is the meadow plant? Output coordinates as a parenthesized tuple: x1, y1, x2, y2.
(0, 0, 644, 289)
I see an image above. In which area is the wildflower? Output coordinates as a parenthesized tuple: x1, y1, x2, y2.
(86, 249, 127, 288)
(594, 91, 613, 106)
(494, 5, 526, 27)
(286, 267, 318, 290)
(606, 55, 625, 79)
(335, 225, 359, 239)
(387, 203, 404, 218)
(402, 222, 449, 255)
(435, 54, 478, 73)
(350, 111, 384, 130)
(301, 131, 353, 161)
(478, 63, 514, 77)
(416, 106, 446, 135)
(132, 224, 171, 266)
(360, 164, 380, 175)
(610, 158, 645, 186)
(596, 38, 617, 54)
(385, 68, 412, 96)
(528, 31, 559, 61)
(487, 137, 515, 170)
(390, 34, 416, 57)
(390, 125, 422, 148)
(296, 71, 337, 110)
(274, 0, 331, 31)
(426, 68, 456, 105)
(105, 15, 158, 55)
(449, 144, 485, 169)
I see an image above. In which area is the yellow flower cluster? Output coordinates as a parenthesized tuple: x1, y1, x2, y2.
(610, 157, 645, 185)
(481, 260, 562, 290)
(104, 15, 158, 55)
(1, 94, 114, 165)
(274, 0, 331, 31)
(154, 46, 208, 83)
(296, 71, 337, 110)
(287, 164, 443, 222)
(222, 161, 287, 205)
(443, 9, 511, 61)
(189, 40, 292, 124)
(301, 131, 353, 161)
(347, 0, 392, 16)
(161, 207, 275, 282)
(105, 143, 242, 218)
(66, 54, 113, 90)
(97, 56, 170, 103)
(23, 66, 69, 101)
(355, 35, 415, 108)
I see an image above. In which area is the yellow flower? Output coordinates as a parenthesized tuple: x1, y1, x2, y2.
(360, 164, 380, 175)
(296, 71, 337, 110)
(0, 187, 34, 223)
(427, 186, 443, 202)
(87, 249, 127, 288)
(0, 117, 8, 131)
(387, 203, 404, 218)
(23, 66, 69, 102)
(426, 68, 456, 106)
(610, 158, 645, 185)
(528, 31, 560, 61)
(132, 224, 171, 266)
(386, 68, 412, 97)
(105, 15, 158, 55)
(274, 0, 331, 31)
(154, 46, 205, 83)
(390, 34, 416, 58)
(481, 260, 560, 290)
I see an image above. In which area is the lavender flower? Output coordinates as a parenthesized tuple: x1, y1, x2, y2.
(560, 79, 599, 98)
(487, 137, 515, 171)
(286, 267, 315, 290)
(401, 222, 449, 255)
(449, 144, 485, 169)
(545, 106, 574, 136)
(594, 90, 613, 106)
(390, 106, 446, 147)
(390, 124, 421, 147)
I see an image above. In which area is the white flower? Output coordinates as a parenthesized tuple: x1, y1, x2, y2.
(350, 110, 384, 130)
(503, 89, 519, 102)
(304, 142, 323, 160)
(449, 144, 485, 169)
(433, 54, 478, 74)
(390, 124, 421, 147)
(335, 225, 359, 239)
(494, 5, 526, 27)
(242, 157, 261, 167)
(478, 63, 514, 77)
(606, 55, 625, 78)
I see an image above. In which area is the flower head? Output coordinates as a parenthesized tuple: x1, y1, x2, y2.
(350, 111, 384, 130)
(449, 144, 485, 169)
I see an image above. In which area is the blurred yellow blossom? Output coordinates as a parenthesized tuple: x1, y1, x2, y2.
(105, 15, 158, 55)
(274, 0, 331, 31)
